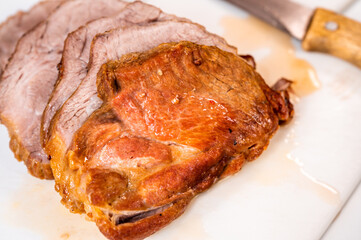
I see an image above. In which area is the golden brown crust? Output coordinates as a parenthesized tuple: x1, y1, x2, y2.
(51, 41, 293, 239)
(97, 196, 192, 240)
(1, 117, 53, 180)
(256, 75, 294, 124)
(0, 1, 63, 180)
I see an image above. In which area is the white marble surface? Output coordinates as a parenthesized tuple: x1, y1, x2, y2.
(321, 1, 361, 239)
(322, 181, 361, 240)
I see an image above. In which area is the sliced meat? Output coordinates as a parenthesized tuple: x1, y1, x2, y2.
(52, 42, 293, 240)
(45, 21, 237, 176)
(41, 1, 179, 146)
(0, 0, 128, 179)
(0, 0, 61, 77)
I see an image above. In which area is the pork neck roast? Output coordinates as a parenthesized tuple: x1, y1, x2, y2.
(41, 1, 180, 146)
(0, 0, 127, 179)
(0, 1, 294, 239)
(0, 0, 61, 76)
(52, 42, 293, 240)
(45, 20, 237, 185)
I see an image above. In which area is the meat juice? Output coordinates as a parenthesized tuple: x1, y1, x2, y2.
(241, 125, 340, 206)
(221, 16, 321, 96)
(221, 16, 339, 204)
(2, 176, 106, 240)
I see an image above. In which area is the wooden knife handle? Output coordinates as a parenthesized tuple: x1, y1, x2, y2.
(302, 8, 361, 68)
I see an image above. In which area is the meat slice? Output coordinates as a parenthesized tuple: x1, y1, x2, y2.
(52, 42, 293, 240)
(45, 21, 237, 178)
(0, 0, 61, 77)
(41, 1, 179, 146)
(0, 0, 127, 179)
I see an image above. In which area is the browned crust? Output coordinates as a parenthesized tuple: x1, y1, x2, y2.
(44, 14, 237, 149)
(9, 136, 52, 179)
(97, 196, 192, 240)
(1, 0, 129, 180)
(255, 74, 294, 124)
(52, 42, 293, 240)
(97, 149, 229, 240)
(45, 18, 237, 182)
(1, 117, 53, 179)
(0, 1, 66, 179)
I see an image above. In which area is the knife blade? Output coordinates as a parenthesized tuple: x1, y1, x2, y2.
(225, 0, 361, 68)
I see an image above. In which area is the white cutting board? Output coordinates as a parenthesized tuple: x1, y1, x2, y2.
(0, 0, 360, 240)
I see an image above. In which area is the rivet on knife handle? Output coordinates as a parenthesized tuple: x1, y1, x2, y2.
(302, 8, 361, 68)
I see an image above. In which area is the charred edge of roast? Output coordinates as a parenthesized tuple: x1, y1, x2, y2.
(272, 78, 294, 124)
(272, 78, 293, 92)
(239, 54, 256, 69)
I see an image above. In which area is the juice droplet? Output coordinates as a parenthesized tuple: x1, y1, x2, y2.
(1, 177, 107, 240)
(246, 126, 340, 205)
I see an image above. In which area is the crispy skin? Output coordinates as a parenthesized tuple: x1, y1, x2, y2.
(45, 20, 237, 183)
(52, 42, 293, 240)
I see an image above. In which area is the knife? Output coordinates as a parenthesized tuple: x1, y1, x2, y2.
(224, 0, 361, 68)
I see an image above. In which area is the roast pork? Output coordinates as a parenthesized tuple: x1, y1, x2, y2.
(53, 41, 293, 240)
(41, 1, 180, 148)
(45, 20, 237, 184)
(0, 0, 61, 77)
(0, 0, 127, 179)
